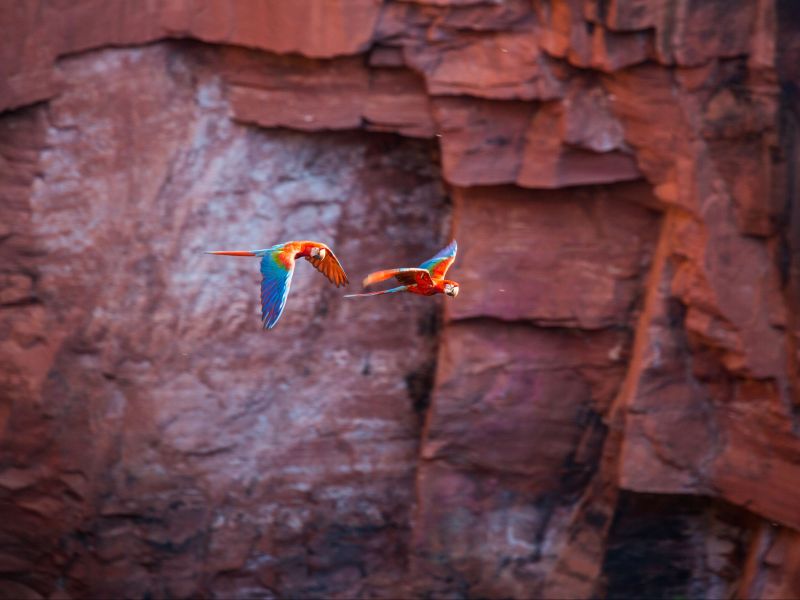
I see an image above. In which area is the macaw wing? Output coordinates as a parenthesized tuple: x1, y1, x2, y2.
(418, 240, 457, 279)
(260, 250, 295, 329)
(303, 244, 349, 287)
(363, 268, 432, 287)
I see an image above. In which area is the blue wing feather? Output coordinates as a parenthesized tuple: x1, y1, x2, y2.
(418, 240, 458, 277)
(259, 250, 295, 329)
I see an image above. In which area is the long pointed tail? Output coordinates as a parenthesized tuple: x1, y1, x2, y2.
(205, 251, 257, 256)
(344, 285, 408, 298)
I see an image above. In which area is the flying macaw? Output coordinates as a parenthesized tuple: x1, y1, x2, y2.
(206, 240, 348, 329)
(345, 240, 459, 299)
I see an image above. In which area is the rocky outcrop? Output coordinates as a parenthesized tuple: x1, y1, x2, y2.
(1, 1, 798, 598)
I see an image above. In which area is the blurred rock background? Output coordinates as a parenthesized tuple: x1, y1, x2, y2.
(1, 1, 798, 598)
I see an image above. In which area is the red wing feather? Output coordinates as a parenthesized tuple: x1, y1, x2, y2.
(363, 268, 432, 288)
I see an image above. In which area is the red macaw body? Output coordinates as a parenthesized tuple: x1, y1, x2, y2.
(346, 240, 459, 299)
(207, 240, 348, 329)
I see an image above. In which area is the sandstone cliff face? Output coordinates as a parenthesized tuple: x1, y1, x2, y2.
(1, 1, 799, 598)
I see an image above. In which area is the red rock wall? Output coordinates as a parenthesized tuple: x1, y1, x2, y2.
(1, 1, 799, 598)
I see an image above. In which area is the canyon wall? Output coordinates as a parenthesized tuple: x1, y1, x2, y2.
(1, 1, 799, 598)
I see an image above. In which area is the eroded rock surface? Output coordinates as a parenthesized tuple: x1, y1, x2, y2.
(1, 45, 446, 599)
(1, 1, 799, 598)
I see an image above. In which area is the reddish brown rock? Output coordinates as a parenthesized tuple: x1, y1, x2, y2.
(223, 50, 369, 131)
(0, 45, 446, 599)
(222, 48, 435, 138)
(426, 0, 535, 31)
(602, 65, 694, 195)
(666, 0, 758, 67)
(0, 3, 57, 111)
(433, 89, 641, 188)
(616, 225, 723, 495)
(412, 321, 629, 597)
(433, 97, 534, 185)
(562, 81, 628, 152)
(404, 30, 565, 100)
(0, 0, 381, 112)
(1, 1, 799, 599)
(617, 209, 797, 530)
(364, 69, 436, 138)
(518, 97, 641, 187)
(534, 0, 594, 67)
(603, 0, 663, 31)
(0, 105, 49, 440)
(368, 45, 406, 68)
(533, 0, 652, 73)
(601, 493, 760, 599)
(420, 323, 627, 474)
(601, 0, 760, 67)
(376, 0, 535, 41)
(589, 25, 654, 71)
(161, 0, 381, 59)
(447, 184, 660, 327)
(520, 146, 642, 188)
(738, 525, 800, 598)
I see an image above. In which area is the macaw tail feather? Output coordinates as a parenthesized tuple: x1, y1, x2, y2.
(205, 251, 257, 256)
(344, 286, 408, 298)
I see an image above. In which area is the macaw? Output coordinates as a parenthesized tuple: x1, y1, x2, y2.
(345, 240, 459, 299)
(206, 240, 348, 329)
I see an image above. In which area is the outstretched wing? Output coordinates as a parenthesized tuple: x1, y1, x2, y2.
(260, 249, 295, 329)
(304, 244, 349, 287)
(363, 268, 433, 287)
(418, 240, 458, 279)
(345, 286, 409, 298)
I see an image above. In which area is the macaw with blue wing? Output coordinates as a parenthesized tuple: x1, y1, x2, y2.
(345, 240, 459, 299)
(206, 240, 348, 329)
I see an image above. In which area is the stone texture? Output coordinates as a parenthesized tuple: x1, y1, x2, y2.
(0, 45, 446, 599)
(223, 50, 370, 131)
(602, 493, 756, 600)
(432, 87, 641, 188)
(0, 0, 381, 111)
(223, 47, 435, 138)
(433, 97, 534, 185)
(446, 184, 660, 327)
(363, 69, 436, 138)
(518, 95, 642, 188)
(1, 1, 799, 599)
(412, 321, 628, 597)
(403, 30, 565, 100)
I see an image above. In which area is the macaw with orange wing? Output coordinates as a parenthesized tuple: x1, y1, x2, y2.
(345, 240, 459, 299)
(206, 240, 348, 329)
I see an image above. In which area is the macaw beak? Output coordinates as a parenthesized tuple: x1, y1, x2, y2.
(310, 247, 326, 260)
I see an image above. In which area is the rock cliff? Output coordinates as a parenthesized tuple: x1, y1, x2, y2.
(1, 1, 799, 598)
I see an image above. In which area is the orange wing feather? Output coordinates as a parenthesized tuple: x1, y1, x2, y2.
(304, 244, 349, 287)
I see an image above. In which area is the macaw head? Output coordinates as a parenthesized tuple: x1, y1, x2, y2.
(443, 280, 460, 298)
(309, 246, 327, 260)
